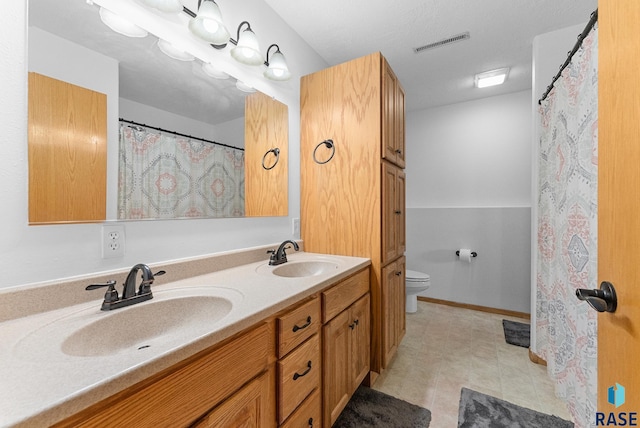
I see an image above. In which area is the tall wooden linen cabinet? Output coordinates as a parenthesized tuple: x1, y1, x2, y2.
(301, 52, 406, 380)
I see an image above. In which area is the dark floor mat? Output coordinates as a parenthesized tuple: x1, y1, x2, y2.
(502, 319, 530, 348)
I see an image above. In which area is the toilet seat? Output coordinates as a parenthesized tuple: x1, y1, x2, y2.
(406, 270, 430, 283)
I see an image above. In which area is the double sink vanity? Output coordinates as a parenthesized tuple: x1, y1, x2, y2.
(0, 244, 371, 427)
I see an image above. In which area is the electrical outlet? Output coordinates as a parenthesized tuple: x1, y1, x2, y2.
(292, 218, 300, 238)
(102, 225, 125, 258)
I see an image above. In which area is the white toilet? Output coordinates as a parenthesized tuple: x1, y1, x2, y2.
(405, 270, 431, 313)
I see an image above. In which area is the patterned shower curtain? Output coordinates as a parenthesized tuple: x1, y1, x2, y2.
(118, 124, 245, 219)
(536, 27, 598, 427)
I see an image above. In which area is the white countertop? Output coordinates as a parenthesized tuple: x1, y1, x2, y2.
(0, 252, 370, 428)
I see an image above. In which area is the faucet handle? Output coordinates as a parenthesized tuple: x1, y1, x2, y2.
(138, 270, 166, 295)
(85, 280, 117, 291)
(85, 280, 119, 303)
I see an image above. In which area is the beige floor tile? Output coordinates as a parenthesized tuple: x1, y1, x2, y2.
(370, 301, 575, 426)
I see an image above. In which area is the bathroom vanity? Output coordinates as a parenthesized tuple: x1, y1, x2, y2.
(0, 248, 370, 428)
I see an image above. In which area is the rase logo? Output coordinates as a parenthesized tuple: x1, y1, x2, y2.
(596, 383, 637, 426)
(610, 383, 627, 408)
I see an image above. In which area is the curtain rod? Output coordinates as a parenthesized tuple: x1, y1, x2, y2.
(538, 9, 598, 105)
(119, 118, 244, 152)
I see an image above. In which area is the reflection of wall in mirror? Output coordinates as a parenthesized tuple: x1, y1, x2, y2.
(29, 26, 250, 221)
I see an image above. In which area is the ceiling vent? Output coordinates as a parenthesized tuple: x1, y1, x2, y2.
(413, 32, 470, 54)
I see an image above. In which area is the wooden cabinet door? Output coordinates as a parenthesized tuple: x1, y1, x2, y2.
(381, 261, 399, 368)
(193, 371, 272, 428)
(382, 162, 399, 265)
(350, 294, 371, 389)
(395, 83, 406, 168)
(382, 163, 406, 265)
(397, 169, 406, 256)
(396, 257, 406, 344)
(382, 258, 405, 368)
(322, 310, 352, 428)
(382, 61, 397, 164)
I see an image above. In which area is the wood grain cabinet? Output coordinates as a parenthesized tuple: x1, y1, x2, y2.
(382, 256, 406, 368)
(382, 61, 406, 169)
(382, 162, 406, 265)
(321, 270, 371, 428)
(301, 52, 406, 376)
(54, 323, 275, 428)
(276, 297, 322, 427)
(53, 272, 371, 428)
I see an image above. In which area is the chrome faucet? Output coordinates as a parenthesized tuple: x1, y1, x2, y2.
(86, 264, 165, 311)
(268, 240, 300, 266)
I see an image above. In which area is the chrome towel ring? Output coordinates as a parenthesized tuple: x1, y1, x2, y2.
(313, 139, 335, 164)
(262, 147, 280, 170)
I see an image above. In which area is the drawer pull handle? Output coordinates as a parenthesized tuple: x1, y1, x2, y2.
(292, 316, 312, 332)
(349, 319, 360, 330)
(395, 210, 402, 214)
(308, 417, 314, 428)
(293, 361, 312, 380)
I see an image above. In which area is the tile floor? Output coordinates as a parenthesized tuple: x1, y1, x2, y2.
(371, 301, 573, 428)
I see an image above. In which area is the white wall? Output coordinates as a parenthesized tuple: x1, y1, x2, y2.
(406, 90, 532, 313)
(0, 1, 327, 290)
(530, 22, 587, 351)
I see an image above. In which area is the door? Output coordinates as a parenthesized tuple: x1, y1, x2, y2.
(598, 0, 640, 412)
(351, 294, 371, 388)
(323, 310, 351, 427)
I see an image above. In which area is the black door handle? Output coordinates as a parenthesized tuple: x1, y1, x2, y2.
(576, 281, 617, 313)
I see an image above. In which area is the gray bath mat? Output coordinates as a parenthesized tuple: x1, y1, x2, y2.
(458, 388, 573, 428)
(333, 386, 431, 427)
(502, 319, 530, 348)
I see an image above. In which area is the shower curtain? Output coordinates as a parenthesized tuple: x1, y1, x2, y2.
(536, 27, 598, 427)
(118, 124, 245, 219)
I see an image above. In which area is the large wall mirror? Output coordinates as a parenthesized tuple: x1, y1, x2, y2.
(27, 0, 288, 224)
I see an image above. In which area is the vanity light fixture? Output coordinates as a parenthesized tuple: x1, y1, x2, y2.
(140, 0, 183, 14)
(264, 44, 291, 81)
(202, 62, 229, 79)
(188, 0, 230, 45)
(99, 7, 148, 38)
(230, 21, 264, 66)
(157, 39, 195, 61)
(474, 67, 510, 88)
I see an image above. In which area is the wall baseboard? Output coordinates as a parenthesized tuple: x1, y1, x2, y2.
(528, 349, 547, 366)
(417, 296, 530, 320)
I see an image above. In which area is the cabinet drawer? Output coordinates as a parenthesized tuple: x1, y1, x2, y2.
(280, 388, 321, 428)
(322, 269, 369, 322)
(278, 297, 321, 358)
(278, 334, 321, 424)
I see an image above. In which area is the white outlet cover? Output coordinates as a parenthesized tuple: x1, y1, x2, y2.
(102, 225, 125, 258)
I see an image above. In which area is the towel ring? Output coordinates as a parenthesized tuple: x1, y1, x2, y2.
(313, 139, 335, 165)
(262, 147, 280, 170)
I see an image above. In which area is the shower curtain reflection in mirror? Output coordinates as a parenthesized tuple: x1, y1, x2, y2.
(118, 124, 245, 219)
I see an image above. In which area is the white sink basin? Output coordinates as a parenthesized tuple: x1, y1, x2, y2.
(256, 258, 342, 278)
(14, 286, 243, 360)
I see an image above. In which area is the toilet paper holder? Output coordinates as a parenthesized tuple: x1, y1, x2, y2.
(456, 250, 478, 257)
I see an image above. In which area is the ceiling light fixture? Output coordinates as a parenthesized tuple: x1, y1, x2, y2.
(474, 68, 510, 88)
(264, 44, 291, 81)
(98, 7, 148, 38)
(188, 0, 229, 45)
(140, 0, 183, 14)
(230, 22, 264, 66)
